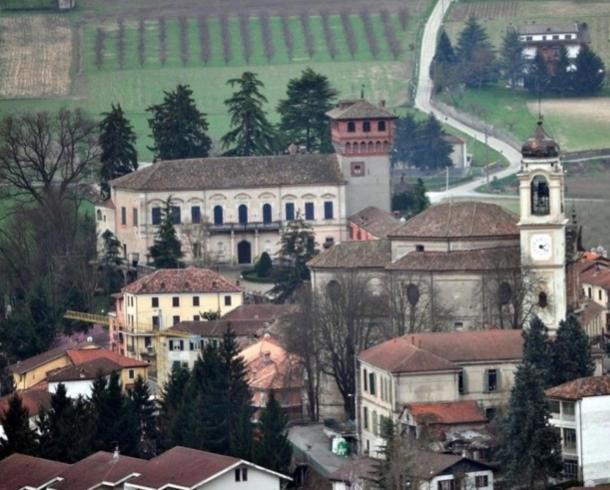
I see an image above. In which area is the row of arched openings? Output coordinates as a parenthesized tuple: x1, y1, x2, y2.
(344, 141, 390, 154)
(212, 204, 273, 225)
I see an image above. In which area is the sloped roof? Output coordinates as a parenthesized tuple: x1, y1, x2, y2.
(326, 99, 396, 120)
(389, 201, 519, 239)
(348, 206, 401, 239)
(0, 387, 52, 418)
(387, 246, 520, 272)
(123, 267, 241, 295)
(518, 23, 579, 35)
(328, 457, 376, 483)
(66, 347, 148, 369)
(0, 453, 68, 490)
(522, 120, 560, 158)
(52, 451, 148, 490)
(405, 401, 487, 425)
(166, 319, 266, 338)
(408, 451, 493, 480)
(9, 342, 95, 375)
(46, 357, 121, 382)
(546, 375, 610, 401)
(110, 154, 344, 191)
(581, 265, 610, 289)
(360, 337, 460, 373)
(307, 239, 391, 269)
(222, 304, 299, 321)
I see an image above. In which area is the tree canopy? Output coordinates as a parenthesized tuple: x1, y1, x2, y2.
(549, 314, 594, 387)
(149, 198, 184, 268)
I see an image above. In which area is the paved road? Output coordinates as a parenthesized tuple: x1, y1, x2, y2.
(414, 0, 523, 203)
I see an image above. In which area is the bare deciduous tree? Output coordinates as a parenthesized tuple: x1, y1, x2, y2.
(158, 17, 167, 65)
(178, 17, 189, 66)
(220, 14, 232, 64)
(359, 9, 379, 58)
(259, 12, 274, 62)
(238, 14, 252, 64)
(137, 18, 146, 67)
(179, 218, 216, 266)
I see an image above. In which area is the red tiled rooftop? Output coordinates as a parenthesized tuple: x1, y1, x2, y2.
(123, 267, 242, 295)
(405, 401, 487, 425)
(348, 206, 400, 239)
(66, 346, 148, 369)
(47, 357, 121, 382)
(222, 303, 298, 321)
(0, 453, 68, 490)
(546, 375, 610, 401)
(0, 386, 52, 418)
(581, 264, 610, 289)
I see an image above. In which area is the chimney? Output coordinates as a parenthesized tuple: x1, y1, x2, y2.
(113, 447, 120, 460)
(263, 352, 272, 365)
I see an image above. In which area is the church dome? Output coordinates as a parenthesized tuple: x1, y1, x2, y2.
(521, 120, 559, 158)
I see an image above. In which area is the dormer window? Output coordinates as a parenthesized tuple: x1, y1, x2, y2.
(347, 121, 356, 133)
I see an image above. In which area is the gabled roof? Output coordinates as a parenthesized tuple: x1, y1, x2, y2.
(110, 154, 344, 191)
(518, 23, 580, 36)
(405, 401, 487, 425)
(52, 451, 148, 490)
(389, 201, 519, 239)
(66, 347, 149, 369)
(0, 387, 52, 418)
(9, 342, 94, 375)
(123, 267, 242, 295)
(46, 357, 121, 382)
(348, 206, 400, 239)
(581, 264, 610, 289)
(0, 453, 68, 490)
(360, 337, 460, 373)
(408, 451, 493, 480)
(307, 239, 391, 269)
(546, 375, 610, 401)
(166, 319, 266, 338)
(222, 303, 299, 321)
(326, 99, 396, 120)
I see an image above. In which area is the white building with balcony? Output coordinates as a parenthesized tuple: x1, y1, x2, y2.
(546, 375, 610, 485)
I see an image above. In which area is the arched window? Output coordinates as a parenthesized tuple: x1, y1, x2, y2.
(538, 292, 548, 308)
(376, 141, 382, 151)
(213, 205, 223, 225)
(383, 140, 390, 152)
(531, 176, 550, 216)
(262, 203, 272, 224)
(238, 204, 248, 225)
(360, 142, 366, 153)
(405, 283, 420, 306)
(368, 141, 374, 152)
(345, 142, 351, 154)
(327, 280, 342, 303)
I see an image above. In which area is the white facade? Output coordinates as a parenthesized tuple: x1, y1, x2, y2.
(48, 379, 96, 398)
(549, 394, 610, 485)
(421, 470, 493, 490)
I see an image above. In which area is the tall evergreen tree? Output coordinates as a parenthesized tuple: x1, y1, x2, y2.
(392, 178, 430, 217)
(147, 84, 212, 160)
(455, 16, 498, 88)
(501, 28, 524, 89)
(522, 316, 552, 384)
(502, 363, 562, 488)
(390, 114, 419, 166)
(572, 46, 606, 95)
(0, 353, 15, 396)
(254, 391, 292, 475)
(149, 198, 183, 268)
(99, 104, 138, 199)
(434, 30, 456, 64)
(431, 30, 459, 92)
(158, 362, 190, 450)
(128, 375, 158, 457)
(549, 315, 594, 387)
(373, 418, 415, 490)
(221, 72, 276, 156)
(0, 393, 38, 458)
(526, 50, 551, 95)
(412, 115, 453, 170)
(550, 45, 571, 94)
(277, 68, 338, 153)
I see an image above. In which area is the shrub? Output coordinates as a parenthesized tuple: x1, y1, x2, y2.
(320, 10, 337, 60)
(179, 17, 189, 65)
(398, 8, 408, 30)
(220, 14, 232, 64)
(198, 15, 211, 64)
(340, 11, 357, 59)
(94, 27, 106, 70)
(280, 15, 294, 60)
(117, 18, 126, 69)
(137, 18, 145, 66)
(255, 252, 273, 278)
(239, 14, 252, 64)
(158, 16, 167, 66)
(381, 9, 401, 59)
(260, 12, 274, 62)
(299, 13, 314, 58)
(360, 9, 379, 58)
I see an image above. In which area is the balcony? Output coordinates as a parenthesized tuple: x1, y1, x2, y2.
(208, 220, 282, 233)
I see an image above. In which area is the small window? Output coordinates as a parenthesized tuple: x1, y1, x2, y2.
(191, 206, 201, 224)
(363, 406, 369, 429)
(171, 206, 181, 224)
(193, 296, 200, 307)
(363, 121, 371, 132)
(351, 161, 365, 177)
(213, 205, 223, 225)
(193, 315, 200, 321)
(378, 120, 386, 131)
(173, 315, 181, 325)
(224, 295, 232, 306)
(475, 475, 488, 488)
(563, 428, 576, 449)
(563, 401, 575, 416)
(588, 287, 592, 298)
(552, 35, 559, 40)
(172, 297, 180, 307)
(565, 34, 572, 40)
(485, 407, 496, 420)
(415, 244, 425, 252)
(133, 208, 138, 226)
(437, 479, 455, 490)
(128, 369, 134, 379)
(324, 201, 334, 220)
(369, 372, 376, 396)
(262, 203, 272, 224)
(235, 468, 241, 482)
(152, 207, 161, 225)
(538, 292, 548, 308)
(347, 121, 356, 132)
(363, 368, 368, 392)
(548, 400, 560, 415)
(144, 336, 152, 347)
(121, 207, 127, 225)
(152, 316, 160, 329)
(305, 202, 315, 220)
(458, 371, 465, 394)
(238, 204, 248, 225)
(96, 209, 102, 221)
(285, 202, 295, 221)
(241, 468, 248, 481)
(189, 341, 195, 351)
(531, 176, 550, 216)
(152, 297, 159, 308)
(599, 290, 603, 301)
(486, 369, 498, 392)
(563, 459, 578, 478)
(526, 35, 533, 41)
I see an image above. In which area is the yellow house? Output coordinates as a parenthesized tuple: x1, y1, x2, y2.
(112, 267, 243, 370)
(10, 344, 148, 392)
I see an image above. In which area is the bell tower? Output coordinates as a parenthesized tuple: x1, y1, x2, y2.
(518, 120, 567, 332)
(326, 99, 396, 216)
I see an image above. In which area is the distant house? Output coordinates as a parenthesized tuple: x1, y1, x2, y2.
(0, 446, 291, 490)
(0, 386, 51, 440)
(546, 375, 610, 485)
(348, 206, 400, 241)
(442, 134, 470, 168)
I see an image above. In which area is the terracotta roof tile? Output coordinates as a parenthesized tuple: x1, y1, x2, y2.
(129, 446, 240, 488)
(546, 375, 610, 401)
(326, 100, 396, 120)
(581, 265, 610, 289)
(166, 319, 266, 338)
(222, 304, 299, 321)
(9, 342, 95, 375)
(387, 246, 520, 272)
(0, 453, 68, 490)
(405, 401, 487, 425)
(360, 337, 460, 373)
(66, 347, 149, 369)
(46, 357, 121, 382)
(123, 267, 241, 295)
(348, 206, 401, 239)
(389, 201, 519, 239)
(307, 239, 391, 269)
(110, 154, 344, 191)
(0, 387, 52, 418)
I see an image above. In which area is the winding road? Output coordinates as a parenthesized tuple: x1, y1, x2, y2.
(413, 0, 523, 202)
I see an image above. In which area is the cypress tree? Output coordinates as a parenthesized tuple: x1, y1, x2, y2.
(434, 30, 455, 64)
(277, 68, 338, 153)
(373, 418, 414, 489)
(413, 115, 453, 170)
(0, 353, 15, 396)
(550, 45, 570, 94)
(99, 103, 138, 199)
(158, 362, 190, 450)
(522, 316, 552, 384)
(0, 393, 38, 458)
(128, 375, 157, 457)
(221, 72, 276, 156)
(501, 28, 524, 89)
(549, 314, 594, 387)
(147, 84, 212, 160)
(527, 50, 550, 94)
(149, 198, 183, 269)
(502, 363, 562, 488)
(254, 391, 292, 475)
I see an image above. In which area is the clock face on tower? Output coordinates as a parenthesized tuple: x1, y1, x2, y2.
(531, 234, 552, 261)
